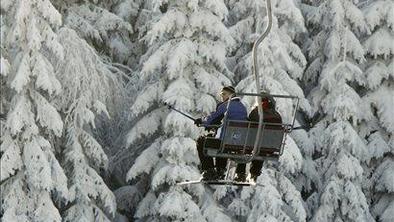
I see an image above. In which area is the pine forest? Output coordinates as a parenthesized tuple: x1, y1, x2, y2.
(0, 0, 393, 221)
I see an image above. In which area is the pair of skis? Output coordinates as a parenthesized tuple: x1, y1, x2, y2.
(177, 178, 255, 186)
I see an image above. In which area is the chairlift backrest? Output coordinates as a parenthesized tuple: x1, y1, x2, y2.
(222, 120, 284, 151)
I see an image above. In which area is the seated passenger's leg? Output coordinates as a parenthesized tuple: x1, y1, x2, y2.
(234, 163, 246, 182)
(250, 160, 263, 181)
(235, 163, 246, 175)
(197, 136, 214, 172)
(215, 157, 227, 179)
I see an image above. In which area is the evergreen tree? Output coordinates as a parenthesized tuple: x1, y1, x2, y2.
(305, 0, 375, 221)
(114, 0, 152, 68)
(51, 0, 142, 188)
(233, 168, 306, 222)
(54, 27, 117, 221)
(62, 2, 134, 64)
(107, 0, 156, 186)
(225, 0, 265, 83)
(126, 0, 235, 220)
(0, 0, 67, 221)
(361, 1, 394, 221)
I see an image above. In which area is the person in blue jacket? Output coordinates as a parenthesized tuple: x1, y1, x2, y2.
(194, 86, 247, 180)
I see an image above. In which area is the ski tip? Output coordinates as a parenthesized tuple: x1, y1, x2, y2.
(177, 178, 258, 186)
(176, 177, 203, 185)
(200, 180, 255, 186)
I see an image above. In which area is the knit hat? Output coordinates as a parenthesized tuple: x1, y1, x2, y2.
(260, 92, 276, 109)
(222, 86, 235, 94)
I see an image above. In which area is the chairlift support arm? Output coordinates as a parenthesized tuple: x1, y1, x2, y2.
(248, 0, 273, 162)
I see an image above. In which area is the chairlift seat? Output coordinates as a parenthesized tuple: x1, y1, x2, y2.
(203, 120, 286, 161)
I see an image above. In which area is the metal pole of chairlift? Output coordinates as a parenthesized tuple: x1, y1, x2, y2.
(164, 103, 196, 121)
(247, 0, 273, 162)
(237, 92, 298, 99)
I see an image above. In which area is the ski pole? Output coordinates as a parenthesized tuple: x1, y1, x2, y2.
(164, 103, 196, 121)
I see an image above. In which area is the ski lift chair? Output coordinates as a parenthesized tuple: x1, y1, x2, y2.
(203, 94, 299, 163)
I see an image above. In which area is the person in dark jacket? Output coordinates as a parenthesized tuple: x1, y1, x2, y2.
(234, 93, 282, 182)
(194, 86, 248, 180)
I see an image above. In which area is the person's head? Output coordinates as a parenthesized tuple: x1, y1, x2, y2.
(220, 86, 235, 102)
(260, 93, 276, 110)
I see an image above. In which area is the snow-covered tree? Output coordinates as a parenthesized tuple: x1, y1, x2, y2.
(51, 1, 144, 188)
(64, 3, 133, 64)
(225, 0, 261, 83)
(361, 1, 394, 222)
(0, 0, 68, 221)
(54, 27, 117, 221)
(105, 0, 158, 186)
(305, 0, 375, 221)
(113, 0, 153, 68)
(125, 0, 236, 220)
(230, 168, 306, 222)
(0, 15, 10, 118)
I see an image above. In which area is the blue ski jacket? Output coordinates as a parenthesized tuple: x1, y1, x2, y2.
(202, 97, 247, 138)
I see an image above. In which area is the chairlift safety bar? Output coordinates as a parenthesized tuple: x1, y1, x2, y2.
(236, 92, 299, 99)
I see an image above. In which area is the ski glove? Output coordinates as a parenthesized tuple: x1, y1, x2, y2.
(194, 118, 203, 126)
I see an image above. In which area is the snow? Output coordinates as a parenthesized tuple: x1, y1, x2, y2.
(148, 9, 188, 42)
(365, 61, 389, 89)
(367, 132, 391, 159)
(151, 164, 201, 190)
(367, 85, 394, 133)
(31, 91, 63, 136)
(135, 192, 157, 218)
(364, 28, 394, 58)
(279, 136, 303, 175)
(0, 0, 15, 11)
(162, 78, 196, 111)
(156, 189, 204, 221)
(126, 140, 161, 181)
(0, 134, 22, 181)
(23, 137, 53, 190)
(126, 108, 166, 145)
(130, 81, 165, 116)
(11, 53, 31, 93)
(374, 159, 394, 193)
(0, 57, 10, 76)
(26, 17, 42, 51)
(190, 10, 235, 47)
(32, 57, 61, 95)
(380, 199, 394, 222)
(7, 95, 38, 136)
(1, 0, 393, 221)
(166, 39, 196, 79)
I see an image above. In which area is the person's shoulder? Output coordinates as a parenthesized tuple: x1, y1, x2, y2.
(231, 97, 245, 105)
(272, 109, 281, 115)
(216, 101, 228, 111)
(231, 97, 241, 101)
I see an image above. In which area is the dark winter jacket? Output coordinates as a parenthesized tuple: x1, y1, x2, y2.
(248, 105, 282, 124)
(202, 97, 248, 128)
